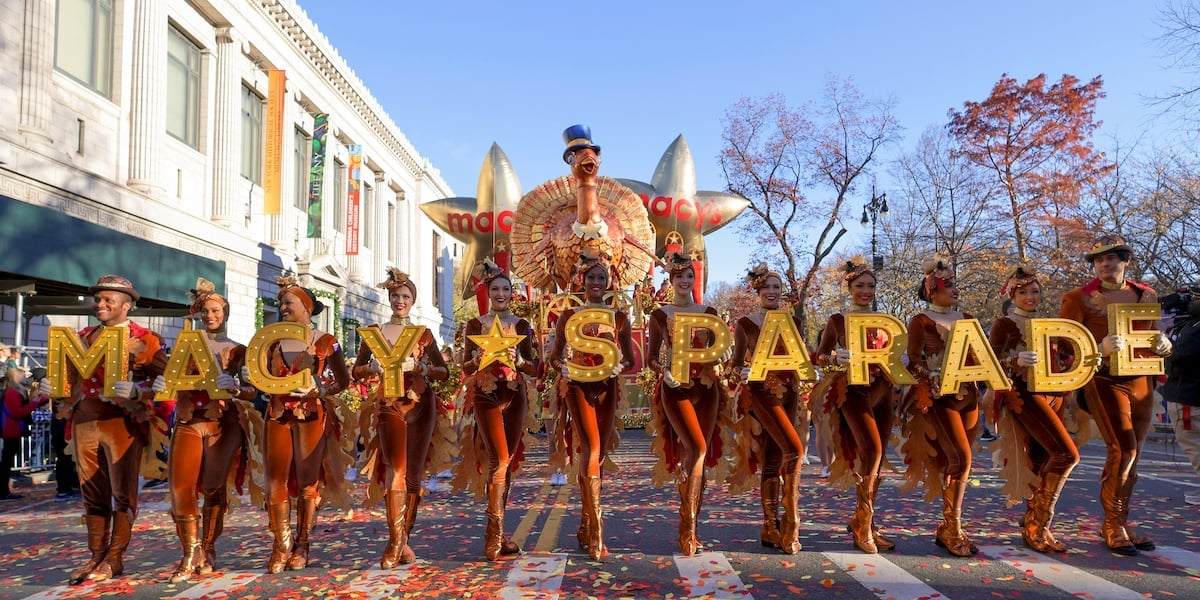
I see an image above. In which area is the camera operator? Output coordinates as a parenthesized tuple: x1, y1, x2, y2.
(1161, 285, 1200, 505)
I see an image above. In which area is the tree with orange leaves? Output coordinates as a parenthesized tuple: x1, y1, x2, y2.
(948, 73, 1114, 267)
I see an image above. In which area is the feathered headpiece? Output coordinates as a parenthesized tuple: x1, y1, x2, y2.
(573, 250, 613, 284)
(745, 262, 782, 291)
(1000, 265, 1039, 297)
(842, 255, 875, 285)
(478, 259, 510, 287)
(379, 267, 417, 297)
(187, 277, 228, 315)
(276, 273, 324, 316)
(662, 250, 697, 278)
(919, 253, 954, 301)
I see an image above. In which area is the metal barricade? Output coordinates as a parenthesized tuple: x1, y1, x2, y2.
(16, 408, 54, 472)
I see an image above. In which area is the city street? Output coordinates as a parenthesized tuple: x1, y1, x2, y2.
(2, 427, 1199, 599)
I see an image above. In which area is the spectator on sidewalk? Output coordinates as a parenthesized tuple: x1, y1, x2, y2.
(1, 367, 49, 501)
(1161, 286, 1200, 505)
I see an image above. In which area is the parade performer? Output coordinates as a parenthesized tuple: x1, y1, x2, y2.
(261, 276, 351, 573)
(352, 268, 451, 568)
(730, 264, 805, 555)
(153, 278, 259, 582)
(899, 256, 981, 557)
(988, 266, 1080, 553)
(59, 275, 167, 584)
(814, 257, 897, 554)
(1060, 235, 1172, 556)
(452, 264, 539, 560)
(646, 251, 735, 556)
(546, 251, 634, 560)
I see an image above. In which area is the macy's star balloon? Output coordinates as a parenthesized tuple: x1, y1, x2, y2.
(618, 135, 750, 302)
(419, 143, 522, 303)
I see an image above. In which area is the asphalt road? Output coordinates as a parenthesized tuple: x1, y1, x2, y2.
(2, 426, 1199, 599)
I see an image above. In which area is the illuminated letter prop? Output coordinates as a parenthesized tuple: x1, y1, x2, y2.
(938, 319, 1011, 396)
(1108, 303, 1165, 377)
(845, 313, 917, 386)
(245, 322, 313, 394)
(1025, 318, 1099, 393)
(747, 310, 816, 382)
(670, 312, 732, 382)
(469, 318, 524, 371)
(156, 320, 229, 402)
(47, 326, 128, 398)
(564, 308, 620, 383)
(358, 325, 427, 397)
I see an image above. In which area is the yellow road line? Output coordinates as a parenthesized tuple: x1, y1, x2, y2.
(534, 485, 575, 553)
(510, 482, 552, 549)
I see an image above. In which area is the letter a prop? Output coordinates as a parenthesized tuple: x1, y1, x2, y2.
(670, 312, 732, 383)
(938, 319, 1010, 396)
(747, 310, 816, 382)
(564, 309, 620, 383)
(155, 320, 229, 401)
(358, 325, 427, 397)
(845, 313, 916, 386)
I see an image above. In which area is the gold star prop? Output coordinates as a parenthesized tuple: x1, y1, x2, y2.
(468, 317, 524, 370)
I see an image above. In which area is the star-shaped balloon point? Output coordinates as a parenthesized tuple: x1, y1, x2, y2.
(468, 317, 523, 370)
(419, 143, 522, 300)
(618, 134, 750, 301)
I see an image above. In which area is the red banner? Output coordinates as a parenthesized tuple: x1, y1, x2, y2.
(345, 145, 361, 255)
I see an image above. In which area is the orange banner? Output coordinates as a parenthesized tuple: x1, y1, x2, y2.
(263, 70, 286, 215)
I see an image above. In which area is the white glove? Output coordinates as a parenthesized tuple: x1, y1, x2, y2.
(732, 366, 750, 383)
(240, 365, 253, 382)
(610, 362, 626, 379)
(560, 362, 571, 378)
(289, 381, 318, 398)
(216, 373, 239, 392)
(1153, 332, 1173, 356)
(929, 373, 941, 395)
(1016, 351, 1039, 367)
(401, 357, 417, 373)
(662, 370, 682, 388)
(151, 375, 168, 393)
(1100, 335, 1125, 356)
(39, 378, 51, 392)
(113, 380, 138, 399)
(834, 348, 851, 366)
(514, 352, 528, 369)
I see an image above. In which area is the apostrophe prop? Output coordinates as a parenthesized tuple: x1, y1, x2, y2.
(1107, 303, 1165, 377)
(1024, 318, 1099, 393)
(845, 313, 916, 386)
(47, 325, 128, 398)
(469, 318, 524, 371)
(358, 325, 427, 397)
(938, 319, 1010, 396)
(563, 308, 620, 382)
(670, 312, 732, 382)
(155, 320, 229, 402)
(747, 310, 816, 382)
(245, 322, 313, 394)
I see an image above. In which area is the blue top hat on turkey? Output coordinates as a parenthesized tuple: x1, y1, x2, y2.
(562, 124, 601, 164)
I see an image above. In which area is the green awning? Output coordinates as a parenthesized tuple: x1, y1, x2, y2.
(0, 196, 226, 304)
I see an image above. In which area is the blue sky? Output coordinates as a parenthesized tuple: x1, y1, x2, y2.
(295, 0, 1188, 288)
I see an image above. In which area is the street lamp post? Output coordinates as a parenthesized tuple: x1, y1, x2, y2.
(860, 186, 889, 311)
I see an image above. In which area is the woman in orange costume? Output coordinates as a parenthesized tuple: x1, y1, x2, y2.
(730, 263, 805, 554)
(547, 251, 633, 560)
(1059, 235, 1171, 556)
(455, 263, 538, 560)
(647, 251, 731, 556)
(900, 256, 980, 557)
(154, 278, 259, 582)
(352, 268, 449, 568)
(988, 266, 1080, 553)
(815, 257, 896, 554)
(262, 276, 351, 573)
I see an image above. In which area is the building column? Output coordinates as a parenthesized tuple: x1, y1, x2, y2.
(18, 0, 54, 143)
(211, 27, 243, 227)
(126, 0, 167, 196)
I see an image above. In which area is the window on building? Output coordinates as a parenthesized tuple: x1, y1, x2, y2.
(293, 128, 310, 211)
(432, 232, 441, 308)
(241, 85, 263, 183)
(55, 0, 113, 97)
(332, 158, 345, 233)
(166, 26, 201, 148)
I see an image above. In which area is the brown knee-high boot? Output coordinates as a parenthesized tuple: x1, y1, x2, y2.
(581, 475, 606, 560)
(759, 476, 781, 548)
(677, 476, 703, 556)
(287, 496, 318, 570)
(399, 491, 421, 564)
(266, 501, 292, 574)
(1024, 471, 1069, 553)
(170, 514, 203, 583)
(484, 480, 506, 561)
(1119, 473, 1154, 551)
(1099, 473, 1135, 555)
(198, 501, 225, 575)
(576, 474, 591, 551)
(934, 475, 975, 557)
(380, 491, 408, 569)
(499, 473, 520, 556)
(88, 509, 132, 581)
(869, 475, 895, 550)
(851, 475, 877, 554)
(70, 514, 110, 585)
(778, 473, 801, 554)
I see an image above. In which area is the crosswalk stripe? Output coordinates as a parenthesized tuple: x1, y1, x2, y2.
(674, 551, 752, 599)
(164, 571, 263, 599)
(824, 551, 941, 600)
(1147, 545, 1200, 575)
(498, 552, 568, 600)
(339, 566, 419, 599)
(980, 544, 1146, 600)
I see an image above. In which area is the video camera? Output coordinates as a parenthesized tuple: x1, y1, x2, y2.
(1161, 284, 1200, 320)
